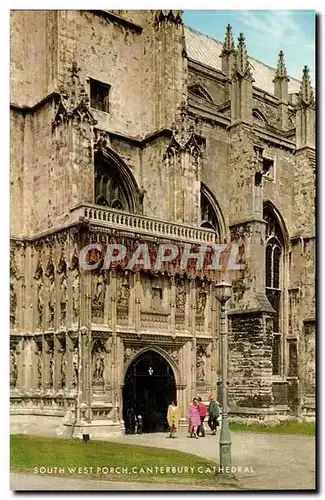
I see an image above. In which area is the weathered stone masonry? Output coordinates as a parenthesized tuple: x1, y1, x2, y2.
(10, 10, 315, 436)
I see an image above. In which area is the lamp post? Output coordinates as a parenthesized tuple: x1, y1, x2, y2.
(215, 281, 232, 471)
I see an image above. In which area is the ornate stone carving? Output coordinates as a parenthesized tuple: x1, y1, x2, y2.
(117, 272, 130, 309)
(45, 257, 55, 328)
(92, 273, 106, 321)
(10, 280, 17, 329)
(196, 283, 207, 316)
(52, 62, 97, 129)
(70, 249, 80, 324)
(167, 112, 202, 160)
(93, 128, 111, 152)
(58, 253, 68, 325)
(72, 272, 80, 324)
(92, 340, 106, 390)
(196, 345, 207, 383)
(59, 274, 68, 324)
(34, 261, 44, 329)
(60, 349, 67, 389)
(175, 278, 186, 314)
(124, 345, 142, 364)
(154, 10, 182, 27)
(10, 343, 18, 389)
(73, 347, 78, 388)
(165, 347, 179, 365)
(35, 339, 43, 390)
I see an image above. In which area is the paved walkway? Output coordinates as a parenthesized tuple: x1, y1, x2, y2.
(107, 431, 315, 490)
(10, 431, 315, 491)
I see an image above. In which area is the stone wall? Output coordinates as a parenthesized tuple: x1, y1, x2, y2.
(188, 70, 226, 106)
(228, 312, 273, 408)
(10, 10, 54, 106)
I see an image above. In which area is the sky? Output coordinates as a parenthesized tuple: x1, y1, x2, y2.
(183, 10, 315, 86)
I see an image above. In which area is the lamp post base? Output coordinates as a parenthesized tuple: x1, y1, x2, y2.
(219, 417, 232, 470)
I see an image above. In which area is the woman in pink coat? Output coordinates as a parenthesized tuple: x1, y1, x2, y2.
(188, 398, 201, 438)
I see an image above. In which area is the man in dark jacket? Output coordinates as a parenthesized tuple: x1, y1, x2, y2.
(208, 395, 220, 435)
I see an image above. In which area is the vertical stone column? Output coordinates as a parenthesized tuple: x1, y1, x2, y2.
(190, 277, 197, 398)
(210, 283, 218, 395)
(67, 266, 73, 331)
(135, 272, 141, 333)
(54, 334, 63, 392)
(110, 270, 118, 414)
(29, 338, 36, 393)
(54, 245, 61, 332)
(170, 276, 176, 336)
(15, 338, 23, 392)
(115, 336, 123, 423)
(43, 335, 52, 392)
(24, 337, 35, 393)
(231, 34, 253, 125)
(128, 273, 136, 328)
(25, 245, 35, 333)
(66, 333, 74, 391)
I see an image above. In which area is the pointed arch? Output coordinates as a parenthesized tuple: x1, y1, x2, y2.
(123, 345, 180, 386)
(94, 147, 143, 214)
(263, 200, 289, 250)
(263, 200, 288, 377)
(189, 84, 214, 103)
(253, 108, 268, 123)
(200, 183, 226, 240)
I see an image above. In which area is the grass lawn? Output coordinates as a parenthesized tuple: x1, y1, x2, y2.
(10, 434, 231, 486)
(230, 421, 315, 436)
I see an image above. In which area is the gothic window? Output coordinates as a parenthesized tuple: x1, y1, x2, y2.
(94, 148, 143, 214)
(95, 161, 130, 211)
(252, 108, 267, 123)
(263, 157, 275, 181)
(264, 204, 284, 376)
(188, 84, 214, 103)
(90, 79, 110, 113)
(200, 184, 222, 238)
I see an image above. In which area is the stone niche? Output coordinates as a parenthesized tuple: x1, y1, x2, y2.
(140, 274, 170, 329)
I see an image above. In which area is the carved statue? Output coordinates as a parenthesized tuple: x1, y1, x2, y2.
(49, 350, 54, 388)
(61, 350, 67, 388)
(124, 346, 133, 362)
(93, 347, 105, 380)
(196, 347, 206, 382)
(197, 286, 207, 315)
(37, 280, 44, 328)
(73, 347, 78, 387)
(176, 280, 186, 313)
(94, 275, 105, 304)
(48, 278, 55, 328)
(72, 272, 79, 323)
(10, 281, 17, 328)
(10, 349, 17, 388)
(119, 276, 130, 299)
(37, 353, 42, 389)
(92, 274, 106, 319)
(60, 275, 68, 324)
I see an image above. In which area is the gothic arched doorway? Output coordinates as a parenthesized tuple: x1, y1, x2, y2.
(123, 350, 176, 433)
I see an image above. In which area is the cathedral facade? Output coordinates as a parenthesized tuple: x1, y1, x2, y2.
(10, 10, 315, 437)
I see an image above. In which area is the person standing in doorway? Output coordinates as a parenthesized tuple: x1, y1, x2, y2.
(167, 400, 179, 438)
(188, 398, 201, 438)
(136, 413, 143, 434)
(197, 396, 207, 437)
(208, 395, 220, 435)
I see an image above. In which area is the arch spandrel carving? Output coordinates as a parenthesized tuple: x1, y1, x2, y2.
(123, 345, 181, 386)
